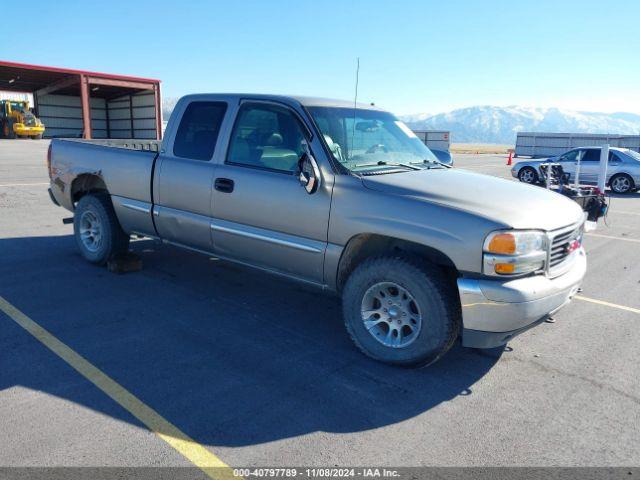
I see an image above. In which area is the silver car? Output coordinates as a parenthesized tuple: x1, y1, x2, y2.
(511, 146, 640, 194)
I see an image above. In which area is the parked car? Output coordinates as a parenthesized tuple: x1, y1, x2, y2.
(511, 146, 640, 194)
(48, 94, 587, 368)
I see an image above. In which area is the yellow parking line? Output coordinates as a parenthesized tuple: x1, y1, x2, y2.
(0, 296, 237, 480)
(575, 295, 640, 315)
(586, 233, 640, 244)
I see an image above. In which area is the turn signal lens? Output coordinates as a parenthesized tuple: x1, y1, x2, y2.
(494, 263, 516, 274)
(487, 233, 516, 255)
(483, 230, 548, 276)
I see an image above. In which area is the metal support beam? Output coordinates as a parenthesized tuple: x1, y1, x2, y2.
(35, 75, 79, 97)
(79, 75, 92, 139)
(153, 83, 162, 140)
(86, 76, 156, 91)
(129, 95, 134, 139)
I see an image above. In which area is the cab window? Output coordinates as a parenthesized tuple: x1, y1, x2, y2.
(581, 149, 601, 162)
(226, 103, 307, 173)
(173, 101, 227, 161)
(560, 150, 580, 162)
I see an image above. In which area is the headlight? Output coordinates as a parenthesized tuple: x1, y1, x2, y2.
(483, 230, 547, 276)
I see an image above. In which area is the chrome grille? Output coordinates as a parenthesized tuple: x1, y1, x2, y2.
(547, 223, 583, 275)
(550, 230, 574, 267)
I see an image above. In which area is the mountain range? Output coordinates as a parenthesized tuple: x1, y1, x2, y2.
(401, 106, 640, 145)
(162, 98, 640, 145)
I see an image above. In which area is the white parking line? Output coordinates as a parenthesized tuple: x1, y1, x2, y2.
(610, 210, 640, 216)
(0, 182, 49, 187)
(586, 233, 640, 244)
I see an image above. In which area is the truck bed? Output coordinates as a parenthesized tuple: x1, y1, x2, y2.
(49, 138, 158, 214)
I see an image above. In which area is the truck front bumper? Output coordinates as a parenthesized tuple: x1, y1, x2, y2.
(458, 248, 586, 348)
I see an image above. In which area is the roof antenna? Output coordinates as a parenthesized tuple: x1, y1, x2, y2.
(351, 57, 360, 157)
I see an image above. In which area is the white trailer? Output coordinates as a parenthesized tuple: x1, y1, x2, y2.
(515, 132, 640, 158)
(412, 130, 450, 152)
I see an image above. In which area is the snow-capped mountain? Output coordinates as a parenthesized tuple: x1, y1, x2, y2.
(161, 98, 640, 145)
(162, 97, 179, 121)
(401, 106, 640, 144)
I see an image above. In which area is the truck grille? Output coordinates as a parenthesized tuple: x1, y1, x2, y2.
(547, 224, 583, 274)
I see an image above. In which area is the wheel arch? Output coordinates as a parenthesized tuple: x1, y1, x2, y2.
(608, 172, 636, 189)
(335, 233, 458, 293)
(71, 174, 109, 206)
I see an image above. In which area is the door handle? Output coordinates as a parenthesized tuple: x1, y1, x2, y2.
(214, 177, 234, 193)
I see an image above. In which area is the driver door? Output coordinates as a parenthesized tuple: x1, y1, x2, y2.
(210, 101, 333, 284)
(557, 149, 582, 182)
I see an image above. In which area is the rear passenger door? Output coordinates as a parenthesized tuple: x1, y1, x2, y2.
(210, 101, 332, 284)
(153, 100, 228, 251)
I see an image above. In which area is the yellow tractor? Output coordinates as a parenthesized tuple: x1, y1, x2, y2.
(1, 100, 45, 139)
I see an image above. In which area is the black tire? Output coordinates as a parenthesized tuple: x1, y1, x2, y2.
(73, 194, 130, 265)
(342, 256, 460, 368)
(609, 173, 635, 194)
(3, 119, 16, 139)
(518, 166, 538, 184)
(32, 134, 43, 140)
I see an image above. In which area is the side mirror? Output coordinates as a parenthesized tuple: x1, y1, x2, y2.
(298, 153, 320, 194)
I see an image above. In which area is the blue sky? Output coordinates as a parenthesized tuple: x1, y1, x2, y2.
(2, 0, 639, 115)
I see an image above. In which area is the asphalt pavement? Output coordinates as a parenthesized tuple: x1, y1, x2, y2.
(1, 140, 638, 472)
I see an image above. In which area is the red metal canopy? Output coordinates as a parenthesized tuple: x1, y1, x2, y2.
(0, 60, 162, 139)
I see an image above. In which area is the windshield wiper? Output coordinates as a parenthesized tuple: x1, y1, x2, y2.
(354, 160, 422, 171)
(423, 159, 451, 168)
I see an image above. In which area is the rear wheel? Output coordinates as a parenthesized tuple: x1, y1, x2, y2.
(518, 166, 538, 184)
(74, 193, 130, 265)
(32, 134, 43, 140)
(342, 256, 460, 368)
(610, 173, 635, 194)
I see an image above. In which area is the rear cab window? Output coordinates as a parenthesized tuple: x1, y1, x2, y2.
(173, 101, 227, 160)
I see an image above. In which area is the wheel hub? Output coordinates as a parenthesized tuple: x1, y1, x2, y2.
(360, 281, 422, 349)
(612, 176, 630, 192)
(79, 210, 103, 253)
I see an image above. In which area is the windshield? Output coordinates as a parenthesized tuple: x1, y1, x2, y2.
(623, 149, 640, 161)
(308, 106, 439, 173)
(9, 102, 27, 113)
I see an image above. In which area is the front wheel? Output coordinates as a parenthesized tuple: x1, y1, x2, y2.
(3, 120, 16, 139)
(73, 194, 130, 265)
(342, 256, 460, 368)
(610, 173, 635, 194)
(518, 167, 538, 184)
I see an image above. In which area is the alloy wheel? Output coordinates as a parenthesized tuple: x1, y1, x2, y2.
(360, 281, 422, 348)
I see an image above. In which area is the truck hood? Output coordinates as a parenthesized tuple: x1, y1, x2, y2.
(361, 168, 584, 231)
